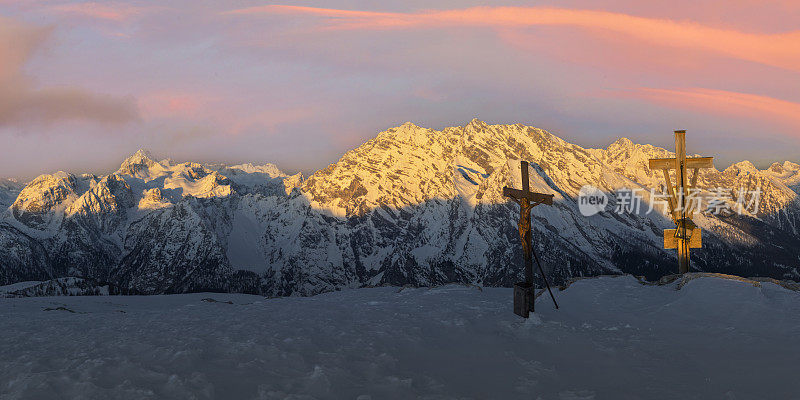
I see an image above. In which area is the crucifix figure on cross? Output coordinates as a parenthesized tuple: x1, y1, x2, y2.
(503, 160, 559, 318)
(648, 130, 714, 274)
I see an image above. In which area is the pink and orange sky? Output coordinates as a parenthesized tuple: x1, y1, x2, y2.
(0, 0, 798, 178)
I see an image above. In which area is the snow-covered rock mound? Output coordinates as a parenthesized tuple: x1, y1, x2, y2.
(1, 275, 798, 399)
(0, 277, 110, 297)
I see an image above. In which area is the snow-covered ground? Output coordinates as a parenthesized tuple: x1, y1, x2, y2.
(1, 275, 799, 399)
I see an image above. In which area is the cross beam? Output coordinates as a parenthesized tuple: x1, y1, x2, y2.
(503, 160, 554, 205)
(502, 160, 556, 318)
(648, 157, 713, 170)
(648, 130, 713, 274)
(502, 187, 554, 205)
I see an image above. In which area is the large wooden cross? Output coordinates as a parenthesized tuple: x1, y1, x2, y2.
(503, 160, 557, 318)
(648, 130, 714, 274)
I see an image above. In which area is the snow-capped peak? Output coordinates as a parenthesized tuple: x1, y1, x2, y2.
(124, 149, 155, 166)
(609, 137, 634, 149)
(466, 118, 488, 128)
(223, 163, 287, 178)
(725, 160, 759, 176)
(768, 161, 800, 175)
(10, 171, 79, 230)
(764, 160, 800, 194)
(132, 148, 152, 159)
(768, 162, 785, 174)
(118, 149, 162, 180)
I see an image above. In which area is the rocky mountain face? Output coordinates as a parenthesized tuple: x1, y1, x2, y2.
(0, 179, 24, 210)
(1, 120, 799, 295)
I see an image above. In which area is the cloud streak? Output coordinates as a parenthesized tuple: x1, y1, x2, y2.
(47, 2, 149, 22)
(0, 16, 139, 128)
(225, 5, 800, 72)
(628, 87, 800, 132)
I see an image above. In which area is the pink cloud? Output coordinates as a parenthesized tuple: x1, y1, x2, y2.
(227, 107, 319, 136)
(47, 2, 155, 22)
(0, 16, 139, 128)
(627, 87, 800, 132)
(412, 87, 447, 102)
(225, 5, 800, 72)
(138, 90, 318, 136)
(139, 92, 210, 119)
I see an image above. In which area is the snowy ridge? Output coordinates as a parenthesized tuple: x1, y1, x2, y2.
(0, 178, 23, 210)
(764, 160, 800, 194)
(0, 277, 111, 297)
(0, 120, 798, 295)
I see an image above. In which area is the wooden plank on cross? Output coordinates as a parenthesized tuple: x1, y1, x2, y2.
(661, 169, 678, 219)
(664, 228, 702, 249)
(502, 188, 554, 205)
(648, 157, 714, 170)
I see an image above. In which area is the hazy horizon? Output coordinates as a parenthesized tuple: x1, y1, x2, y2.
(1, 118, 795, 182)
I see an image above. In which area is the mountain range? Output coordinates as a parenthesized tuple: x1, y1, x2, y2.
(1, 119, 799, 296)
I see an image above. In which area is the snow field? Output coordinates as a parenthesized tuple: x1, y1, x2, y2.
(1, 275, 799, 399)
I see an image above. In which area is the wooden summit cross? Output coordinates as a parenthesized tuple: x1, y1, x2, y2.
(648, 130, 714, 274)
(503, 160, 558, 318)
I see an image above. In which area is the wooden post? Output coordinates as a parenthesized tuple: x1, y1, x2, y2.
(519, 161, 534, 285)
(661, 169, 678, 221)
(674, 131, 690, 273)
(502, 160, 557, 317)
